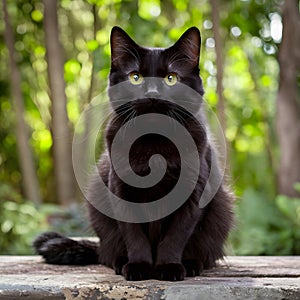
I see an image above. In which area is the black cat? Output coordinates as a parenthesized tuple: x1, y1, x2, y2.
(33, 26, 234, 281)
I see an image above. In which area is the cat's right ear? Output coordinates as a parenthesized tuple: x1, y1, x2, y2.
(110, 26, 139, 68)
(172, 27, 201, 69)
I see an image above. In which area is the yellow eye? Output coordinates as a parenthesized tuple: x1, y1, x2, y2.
(129, 72, 144, 85)
(164, 73, 178, 86)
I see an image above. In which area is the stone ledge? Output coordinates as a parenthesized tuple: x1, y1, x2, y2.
(0, 256, 299, 300)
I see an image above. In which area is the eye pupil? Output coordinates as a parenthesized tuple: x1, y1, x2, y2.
(129, 72, 143, 85)
(164, 73, 177, 86)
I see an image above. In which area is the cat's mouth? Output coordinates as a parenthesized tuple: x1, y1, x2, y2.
(131, 98, 171, 115)
(114, 98, 196, 127)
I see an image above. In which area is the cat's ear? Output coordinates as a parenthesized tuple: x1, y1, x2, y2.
(172, 27, 201, 68)
(110, 26, 139, 68)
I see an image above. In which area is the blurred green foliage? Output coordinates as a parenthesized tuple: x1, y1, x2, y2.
(0, 183, 90, 254)
(0, 0, 299, 255)
(231, 184, 300, 255)
(0, 183, 45, 254)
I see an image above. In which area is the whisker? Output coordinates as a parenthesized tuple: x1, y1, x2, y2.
(171, 110, 188, 127)
(173, 106, 204, 127)
(122, 110, 136, 140)
(168, 110, 178, 132)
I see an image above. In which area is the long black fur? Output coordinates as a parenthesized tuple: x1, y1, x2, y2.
(33, 26, 234, 281)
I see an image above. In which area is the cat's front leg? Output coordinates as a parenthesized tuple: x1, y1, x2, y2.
(118, 222, 153, 280)
(109, 173, 153, 280)
(155, 197, 203, 281)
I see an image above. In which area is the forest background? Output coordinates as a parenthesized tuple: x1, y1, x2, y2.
(0, 0, 299, 255)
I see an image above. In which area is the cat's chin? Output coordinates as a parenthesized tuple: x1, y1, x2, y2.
(138, 112, 166, 123)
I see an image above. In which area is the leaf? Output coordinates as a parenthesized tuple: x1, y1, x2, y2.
(64, 59, 81, 82)
(293, 182, 300, 193)
(86, 39, 99, 51)
(276, 195, 300, 225)
(31, 10, 43, 22)
(138, 0, 161, 20)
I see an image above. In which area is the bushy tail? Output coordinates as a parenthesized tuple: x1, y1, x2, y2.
(33, 232, 99, 265)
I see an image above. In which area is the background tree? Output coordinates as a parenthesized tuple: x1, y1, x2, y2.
(2, 0, 41, 204)
(276, 0, 300, 197)
(210, 0, 226, 134)
(210, 0, 231, 175)
(43, 0, 76, 205)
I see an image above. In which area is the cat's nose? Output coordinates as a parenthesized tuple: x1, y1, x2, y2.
(144, 86, 160, 98)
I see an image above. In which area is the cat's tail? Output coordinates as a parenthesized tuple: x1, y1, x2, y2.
(33, 232, 99, 265)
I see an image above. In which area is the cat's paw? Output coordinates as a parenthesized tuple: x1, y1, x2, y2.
(122, 262, 152, 281)
(182, 259, 203, 277)
(114, 256, 128, 275)
(154, 263, 186, 281)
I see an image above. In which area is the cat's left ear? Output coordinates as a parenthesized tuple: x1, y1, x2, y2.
(173, 27, 201, 67)
(110, 26, 139, 68)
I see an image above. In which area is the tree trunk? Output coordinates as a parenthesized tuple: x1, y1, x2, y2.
(2, 0, 41, 204)
(276, 0, 300, 197)
(210, 0, 226, 132)
(43, 0, 76, 205)
(210, 0, 230, 174)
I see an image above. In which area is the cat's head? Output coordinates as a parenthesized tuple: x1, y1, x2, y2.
(108, 26, 204, 118)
